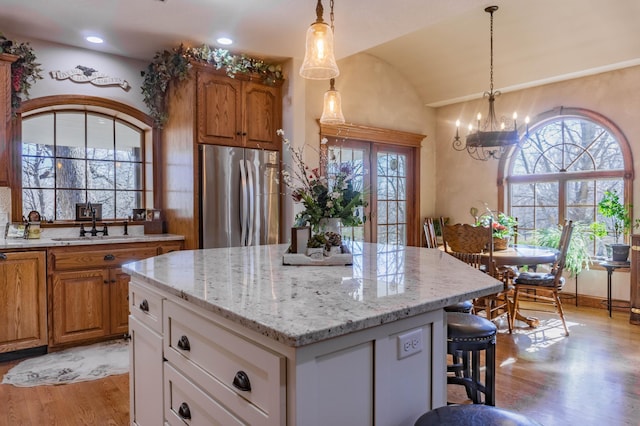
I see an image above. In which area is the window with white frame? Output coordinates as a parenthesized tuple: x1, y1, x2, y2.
(506, 108, 632, 256)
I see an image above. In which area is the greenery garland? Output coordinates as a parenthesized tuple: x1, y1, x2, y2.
(0, 32, 43, 111)
(141, 44, 284, 128)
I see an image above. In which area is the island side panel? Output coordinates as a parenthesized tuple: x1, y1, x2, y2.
(291, 309, 446, 426)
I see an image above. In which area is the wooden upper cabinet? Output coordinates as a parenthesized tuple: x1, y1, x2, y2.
(197, 71, 242, 146)
(0, 54, 17, 187)
(196, 68, 281, 150)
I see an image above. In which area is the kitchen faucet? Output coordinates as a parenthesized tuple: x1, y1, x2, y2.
(79, 201, 108, 237)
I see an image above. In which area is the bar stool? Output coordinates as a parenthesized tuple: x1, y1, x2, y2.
(444, 300, 474, 313)
(414, 405, 543, 426)
(447, 312, 497, 405)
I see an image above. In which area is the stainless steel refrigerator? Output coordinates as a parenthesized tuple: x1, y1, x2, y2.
(200, 144, 280, 248)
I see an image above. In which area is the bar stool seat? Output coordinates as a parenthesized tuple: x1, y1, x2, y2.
(414, 405, 543, 426)
(444, 300, 474, 313)
(447, 312, 497, 405)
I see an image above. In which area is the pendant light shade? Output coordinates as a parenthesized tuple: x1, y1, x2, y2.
(320, 78, 345, 124)
(299, 0, 339, 80)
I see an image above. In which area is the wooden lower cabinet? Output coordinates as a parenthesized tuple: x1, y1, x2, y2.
(0, 250, 47, 353)
(49, 241, 183, 348)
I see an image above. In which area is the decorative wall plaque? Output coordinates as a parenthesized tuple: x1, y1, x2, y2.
(50, 65, 130, 91)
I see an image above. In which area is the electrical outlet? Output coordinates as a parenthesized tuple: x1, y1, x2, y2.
(397, 328, 423, 360)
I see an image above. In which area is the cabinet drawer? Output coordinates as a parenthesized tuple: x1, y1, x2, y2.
(52, 246, 158, 270)
(130, 281, 163, 334)
(164, 301, 284, 425)
(164, 362, 244, 426)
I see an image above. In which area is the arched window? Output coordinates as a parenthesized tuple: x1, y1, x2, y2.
(501, 107, 633, 256)
(14, 96, 153, 221)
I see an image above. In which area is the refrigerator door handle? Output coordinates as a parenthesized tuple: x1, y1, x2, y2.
(246, 159, 256, 246)
(239, 159, 248, 246)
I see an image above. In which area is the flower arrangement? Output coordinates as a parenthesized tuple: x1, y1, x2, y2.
(277, 129, 367, 233)
(474, 209, 517, 240)
(0, 32, 43, 111)
(141, 44, 283, 128)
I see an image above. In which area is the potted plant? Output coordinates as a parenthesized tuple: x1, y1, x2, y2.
(475, 210, 518, 251)
(593, 190, 632, 261)
(306, 233, 327, 259)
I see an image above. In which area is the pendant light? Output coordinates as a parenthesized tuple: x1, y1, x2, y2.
(320, 78, 345, 124)
(299, 0, 339, 80)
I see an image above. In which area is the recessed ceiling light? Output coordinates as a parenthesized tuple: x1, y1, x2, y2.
(216, 37, 233, 46)
(86, 36, 104, 44)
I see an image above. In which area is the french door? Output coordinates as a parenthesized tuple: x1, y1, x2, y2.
(327, 139, 417, 245)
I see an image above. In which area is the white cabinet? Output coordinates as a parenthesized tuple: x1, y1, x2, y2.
(128, 282, 164, 426)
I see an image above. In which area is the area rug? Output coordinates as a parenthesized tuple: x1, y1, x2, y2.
(2, 339, 129, 387)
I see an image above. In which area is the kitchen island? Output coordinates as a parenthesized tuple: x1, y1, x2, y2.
(124, 242, 502, 426)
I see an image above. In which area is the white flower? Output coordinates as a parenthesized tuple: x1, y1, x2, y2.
(276, 129, 284, 136)
(326, 201, 334, 208)
(321, 137, 328, 145)
(330, 191, 341, 199)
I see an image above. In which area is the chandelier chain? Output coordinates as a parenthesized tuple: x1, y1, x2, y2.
(489, 8, 494, 95)
(330, 0, 335, 33)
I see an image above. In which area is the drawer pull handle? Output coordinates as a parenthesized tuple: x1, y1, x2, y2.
(177, 335, 190, 351)
(178, 402, 191, 420)
(139, 299, 149, 312)
(104, 254, 115, 261)
(232, 370, 252, 392)
(0, 253, 6, 260)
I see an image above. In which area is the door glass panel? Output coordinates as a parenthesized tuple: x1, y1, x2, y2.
(377, 151, 408, 245)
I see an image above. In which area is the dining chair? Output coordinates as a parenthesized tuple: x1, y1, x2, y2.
(510, 220, 574, 336)
(423, 217, 439, 249)
(440, 218, 512, 332)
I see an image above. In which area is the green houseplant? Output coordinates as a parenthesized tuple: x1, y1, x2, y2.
(593, 190, 632, 261)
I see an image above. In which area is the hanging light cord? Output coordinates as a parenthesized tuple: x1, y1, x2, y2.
(489, 7, 494, 96)
(330, 0, 335, 33)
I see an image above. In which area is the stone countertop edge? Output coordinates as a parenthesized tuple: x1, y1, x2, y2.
(123, 244, 504, 348)
(0, 234, 185, 249)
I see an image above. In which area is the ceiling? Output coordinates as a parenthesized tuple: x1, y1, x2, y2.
(1, 0, 640, 106)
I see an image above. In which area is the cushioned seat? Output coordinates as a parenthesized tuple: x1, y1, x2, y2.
(515, 272, 565, 288)
(446, 312, 497, 405)
(444, 300, 474, 313)
(414, 404, 543, 426)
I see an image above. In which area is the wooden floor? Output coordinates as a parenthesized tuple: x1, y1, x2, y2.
(450, 303, 640, 425)
(0, 304, 639, 425)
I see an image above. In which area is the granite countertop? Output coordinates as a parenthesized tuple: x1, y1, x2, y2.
(0, 232, 184, 250)
(123, 242, 502, 347)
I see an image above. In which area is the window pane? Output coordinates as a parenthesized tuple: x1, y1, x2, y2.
(116, 191, 143, 219)
(56, 159, 86, 189)
(23, 156, 54, 189)
(23, 189, 55, 220)
(56, 189, 85, 220)
(378, 200, 388, 223)
(56, 113, 85, 158)
(88, 160, 115, 189)
(116, 162, 143, 190)
(92, 190, 115, 219)
(23, 114, 54, 155)
(87, 114, 114, 160)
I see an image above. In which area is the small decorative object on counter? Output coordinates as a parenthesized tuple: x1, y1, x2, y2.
(5, 222, 27, 239)
(325, 232, 342, 256)
(291, 226, 311, 254)
(306, 234, 327, 259)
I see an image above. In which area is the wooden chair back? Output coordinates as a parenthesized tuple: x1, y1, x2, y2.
(553, 220, 574, 277)
(423, 218, 438, 248)
(440, 218, 494, 276)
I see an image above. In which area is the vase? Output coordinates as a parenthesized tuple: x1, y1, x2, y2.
(319, 218, 341, 235)
(493, 236, 510, 251)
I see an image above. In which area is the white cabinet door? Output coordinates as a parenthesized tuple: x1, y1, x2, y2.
(129, 316, 163, 426)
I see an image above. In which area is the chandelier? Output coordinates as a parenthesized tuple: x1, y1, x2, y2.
(452, 5, 527, 161)
(299, 0, 339, 80)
